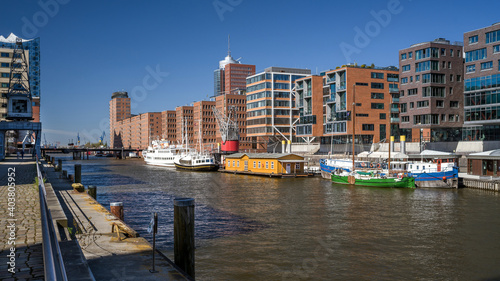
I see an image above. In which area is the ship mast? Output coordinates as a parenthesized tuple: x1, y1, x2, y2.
(352, 84, 356, 172)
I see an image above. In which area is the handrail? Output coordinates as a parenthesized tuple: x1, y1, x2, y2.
(36, 155, 68, 281)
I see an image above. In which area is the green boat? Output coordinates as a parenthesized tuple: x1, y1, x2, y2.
(331, 172, 416, 188)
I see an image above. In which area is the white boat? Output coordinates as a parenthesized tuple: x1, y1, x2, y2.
(143, 140, 194, 167)
(174, 153, 218, 171)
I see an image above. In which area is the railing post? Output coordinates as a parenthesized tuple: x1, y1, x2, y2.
(174, 198, 195, 279)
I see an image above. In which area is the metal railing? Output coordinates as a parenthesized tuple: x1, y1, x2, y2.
(36, 155, 68, 281)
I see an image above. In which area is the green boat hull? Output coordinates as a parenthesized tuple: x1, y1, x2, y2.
(331, 173, 415, 188)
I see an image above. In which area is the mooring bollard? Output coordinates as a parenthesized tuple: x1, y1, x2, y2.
(110, 202, 124, 221)
(75, 164, 82, 183)
(58, 159, 62, 171)
(68, 174, 74, 181)
(87, 185, 97, 199)
(174, 198, 195, 279)
(62, 170, 67, 178)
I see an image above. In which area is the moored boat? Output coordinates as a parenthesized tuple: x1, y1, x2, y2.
(331, 170, 415, 188)
(174, 153, 218, 171)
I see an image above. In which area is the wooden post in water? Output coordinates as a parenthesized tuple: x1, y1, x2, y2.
(87, 185, 96, 199)
(110, 202, 124, 220)
(75, 164, 82, 183)
(58, 159, 62, 171)
(174, 198, 195, 279)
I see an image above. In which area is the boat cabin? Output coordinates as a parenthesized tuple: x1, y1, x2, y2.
(225, 153, 306, 176)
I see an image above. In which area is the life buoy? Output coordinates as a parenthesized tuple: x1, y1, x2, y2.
(369, 163, 374, 168)
(377, 163, 382, 169)
(361, 162, 367, 168)
(397, 173, 403, 179)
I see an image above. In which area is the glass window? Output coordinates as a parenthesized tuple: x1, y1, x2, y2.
(371, 103, 384, 109)
(402, 65, 410, 72)
(1, 63, 9, 67)
(486, 30, 500, 44)
(469, 35, 478, 44)
(380, 113, 386, 119)
(362, 124, 374, 131)
(1, 73, 8, 78)
(466, 65, 476, 73)
(0, 52, 9, 57)
(401, 77, 408, 84)
(371, 82, 384, 89)
(371, 72, 384, 79)
(494, 45, 500, 54)
(450, 49, 454, 57)
(408, 52, 413, 58)
(465, 48, 487, 62)
(481, 61, 493, 70)
(401, 53, 407, 60)
(371, 93, 384, 99)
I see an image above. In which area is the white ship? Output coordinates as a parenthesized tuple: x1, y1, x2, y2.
(143, 140, 194, 167)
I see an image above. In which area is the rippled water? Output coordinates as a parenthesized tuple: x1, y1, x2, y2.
(57, 156, 500, 280)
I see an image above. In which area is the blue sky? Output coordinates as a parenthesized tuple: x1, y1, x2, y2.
(0, 0, 499, 145)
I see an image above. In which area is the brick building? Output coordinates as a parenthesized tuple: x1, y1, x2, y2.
(296, 65, 400, 146)
(176, 105, 194, 146)
(193, 100, 217, 152)
(109, 92, 163, 149)
(398, 38, 464, 143)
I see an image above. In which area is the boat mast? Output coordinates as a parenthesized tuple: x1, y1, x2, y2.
(352, 84, 356, 172)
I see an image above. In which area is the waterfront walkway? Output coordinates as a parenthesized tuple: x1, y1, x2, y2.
(44, 159, 190, 280)
(0, 157, 44, 280)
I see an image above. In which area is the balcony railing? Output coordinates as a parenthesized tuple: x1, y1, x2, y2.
(390, 117, 400, 123)
(389, 88, 399, 93)
(390, 107, 399, 113)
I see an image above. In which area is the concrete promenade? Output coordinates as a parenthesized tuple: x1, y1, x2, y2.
(44, 159, 190, 280)
(0, 157, 44, 280)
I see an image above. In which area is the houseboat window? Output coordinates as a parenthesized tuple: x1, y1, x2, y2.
(271, 162, 274, 169)
(266, 162, 269, 169)
(228, 161, 231, 167)
(233, 160, 235, 166)
(258, 161, 261, 168)
(253, 161, 256, 168)
(237, 161, 239, 167)
(296, 163, 300, 170)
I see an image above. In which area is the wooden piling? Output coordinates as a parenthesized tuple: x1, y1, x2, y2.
(110, 202, 124, 221)
(58, 159, 62, 171)
(75, 164, 82, 183)
(88, 185, 96, 199)
(174, 198, 195, 279)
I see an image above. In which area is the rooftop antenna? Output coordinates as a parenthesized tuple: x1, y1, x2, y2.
(227, 34, 231, 57)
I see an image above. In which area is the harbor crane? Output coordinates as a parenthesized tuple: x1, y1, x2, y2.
(212, 105, 239, 153)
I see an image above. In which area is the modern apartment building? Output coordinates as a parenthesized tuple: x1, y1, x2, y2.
(297, 65, 399, 145)
(0, 34, 41, 121)
(213, 42, 255, 97)
(193, 100, 217, 151)
(398, 38, 464, 142)
(176, 105, 194, 145)
(463, 23, 500, 140)
(109, 92, 163, 148)
(246, 67, 311, 150)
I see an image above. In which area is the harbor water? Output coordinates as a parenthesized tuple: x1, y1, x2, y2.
(58, 156, 500, 280)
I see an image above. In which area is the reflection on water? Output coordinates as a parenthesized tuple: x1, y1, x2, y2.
(54, 156, 500, 280)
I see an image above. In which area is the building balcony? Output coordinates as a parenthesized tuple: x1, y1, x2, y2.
(390, 107, 399, 113)
(390, 117, 400, 123)
(389, 88, 399, 93)
(337, 84, 346, 91)
(392, 97, 399, 103)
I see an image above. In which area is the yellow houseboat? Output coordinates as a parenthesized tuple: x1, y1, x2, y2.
(223, 153, 309, 177)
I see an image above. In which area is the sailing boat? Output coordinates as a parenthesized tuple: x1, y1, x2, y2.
(173, 118, 218, 171)
(330, 84, 415, 188)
